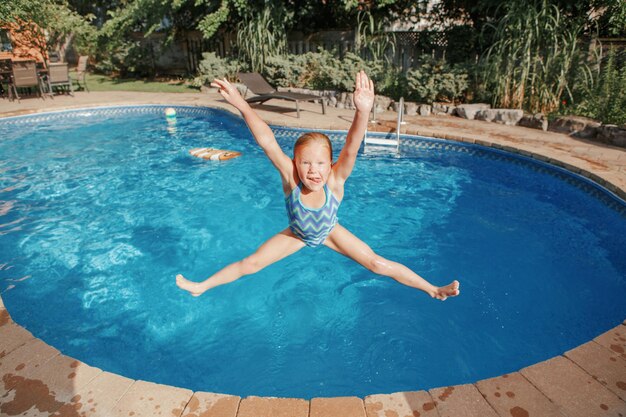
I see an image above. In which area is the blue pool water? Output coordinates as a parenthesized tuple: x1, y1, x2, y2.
(1, 106, 625, 398)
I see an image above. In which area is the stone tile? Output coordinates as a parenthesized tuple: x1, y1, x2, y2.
(475, 372, 562, 417)
(565, 341, 626, 401)
(594, 325, 626, 361)
(181, 392, 240, 417)
(50, 371, 135, 417)
(0, 321, 34, 359)
(0, 355, 101, 416)
(113, 380, 193, 417)
(310, 396, 365, 417)
(237, 396, 309, 417)
(0, 337, 60, 392)
(521, 355, 626, 417)
(364, 391, 438, 417)
(429, 384, 498, 417)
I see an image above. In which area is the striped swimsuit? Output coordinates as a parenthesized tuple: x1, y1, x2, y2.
(285, 182, 340, 247)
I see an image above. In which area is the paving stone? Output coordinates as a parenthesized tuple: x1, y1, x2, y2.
(594, 325, 626, 361)
(429, 384, 498, 417)
(0, 354, 101, 417)
(521, 355, 626, 417)
(310, 396, 365, 417)
(236, 396, 309, 417)
(181, 392, 240, 417)
(113, 380, 193, 417)
(565, 341, 626, 401)
(364, 391, 438, 417)
(0, 337, 60, 393)
(0, 321, 34, 359)
(475, 372, 562, 417)
(48, 371, 135, 417)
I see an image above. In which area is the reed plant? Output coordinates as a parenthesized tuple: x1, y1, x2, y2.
(481, 0, 584, 114)
(236, 6, 287, 73)
(570, 47, 626, 125)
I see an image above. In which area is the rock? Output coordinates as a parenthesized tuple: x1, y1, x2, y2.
(597, 124, 626, 148)
(519, 113, 548, 131)
(374, 95, 393, 113)
(432, 102, 449, 113)
(548, 115, 601, 139)
(476, 109, 524, 126)
(328, 95, 337, 107)
(405, 102, 418, 116)
(391, 101, 403, 112)
(455, 103, 491, 120)
(418, 104, 432, 116)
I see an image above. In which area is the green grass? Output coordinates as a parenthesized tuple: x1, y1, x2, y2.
(74, 72, 201, 94)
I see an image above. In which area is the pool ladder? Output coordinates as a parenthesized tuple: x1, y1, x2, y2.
(364, 97, 404, 153)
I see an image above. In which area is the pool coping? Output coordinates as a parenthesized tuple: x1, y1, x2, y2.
(1, 97, 625, 416)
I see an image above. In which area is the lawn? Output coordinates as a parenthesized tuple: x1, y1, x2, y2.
(75, 72, 201, 94)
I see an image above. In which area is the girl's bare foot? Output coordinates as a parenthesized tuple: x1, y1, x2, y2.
(432, 280, 460, 301)
(176, 274, 206, 297)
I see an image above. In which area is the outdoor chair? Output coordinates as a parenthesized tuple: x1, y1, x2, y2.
(9, 60, 46, 101)
(237, 72, 325, 118)
(46, 63, 73, 96)
(73, 55, 89, 92)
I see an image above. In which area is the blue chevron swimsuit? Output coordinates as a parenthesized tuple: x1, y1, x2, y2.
(285, 182, 340, 247)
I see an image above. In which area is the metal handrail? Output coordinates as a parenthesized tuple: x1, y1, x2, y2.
(396, 97, 404, 151)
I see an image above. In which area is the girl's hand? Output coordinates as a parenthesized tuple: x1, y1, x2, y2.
(353, 70, 375, 113)
(211, 78, 248, 110)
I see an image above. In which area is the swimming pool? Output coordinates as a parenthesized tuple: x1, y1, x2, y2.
(1, 105, 625, 399)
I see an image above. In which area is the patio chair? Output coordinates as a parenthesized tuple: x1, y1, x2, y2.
(237, 72, 325, 118)
(73, 55, 89, 92)
(9, 60, 46, 101)
(46, 63, 73, 96)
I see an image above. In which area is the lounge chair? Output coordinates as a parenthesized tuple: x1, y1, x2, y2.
(73, 56, 89, 92)
(237, 72, 325, 118)
(46, 63, 73, 96)
(9, 60, 46, 101)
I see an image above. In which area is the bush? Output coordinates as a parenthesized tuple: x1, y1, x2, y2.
(191, 52, 241, 87)
(406, 56, 469, 103)
(567, 47, 626, 126)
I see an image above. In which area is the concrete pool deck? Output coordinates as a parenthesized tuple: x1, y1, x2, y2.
(0, 91, 625, 417)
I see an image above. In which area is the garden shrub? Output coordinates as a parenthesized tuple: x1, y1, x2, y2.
(406, 56, 469, 103)
(568, 47, 626, 126)
(192, 52, 241, 87)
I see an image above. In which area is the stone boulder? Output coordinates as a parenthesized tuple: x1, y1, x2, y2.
(475, 109, 524, 126)
(403, 102, 418, 116)
(548, 116, 601, 139)
(597, 124, 626, 148)
(432, 102, 456, 115)
(455, 103, 491, 120)
(418, 104, 432, 116)
(374, 95, 393, 113)
(519, 113, 548, 131)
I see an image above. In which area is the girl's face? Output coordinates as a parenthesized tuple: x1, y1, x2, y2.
(294, 143, 332, 192)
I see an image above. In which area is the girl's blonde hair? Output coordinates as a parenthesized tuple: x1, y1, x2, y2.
(293, 132, 333, 160)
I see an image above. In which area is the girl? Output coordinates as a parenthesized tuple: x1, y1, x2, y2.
(176, 71, 460, 300)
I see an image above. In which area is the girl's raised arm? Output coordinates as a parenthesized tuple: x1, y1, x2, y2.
(332, 71, 374, 182)
(211, 78, 293, 180)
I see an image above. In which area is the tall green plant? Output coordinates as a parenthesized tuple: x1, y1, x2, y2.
(571, 47, 626, 125)
(355, 10, 396, 63)
(481, 0, 583, 114)
(236, 5, 286, 72)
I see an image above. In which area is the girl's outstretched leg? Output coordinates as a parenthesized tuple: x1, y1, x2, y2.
(176, 228, 305, 296)
(324, 224, 460, 300)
